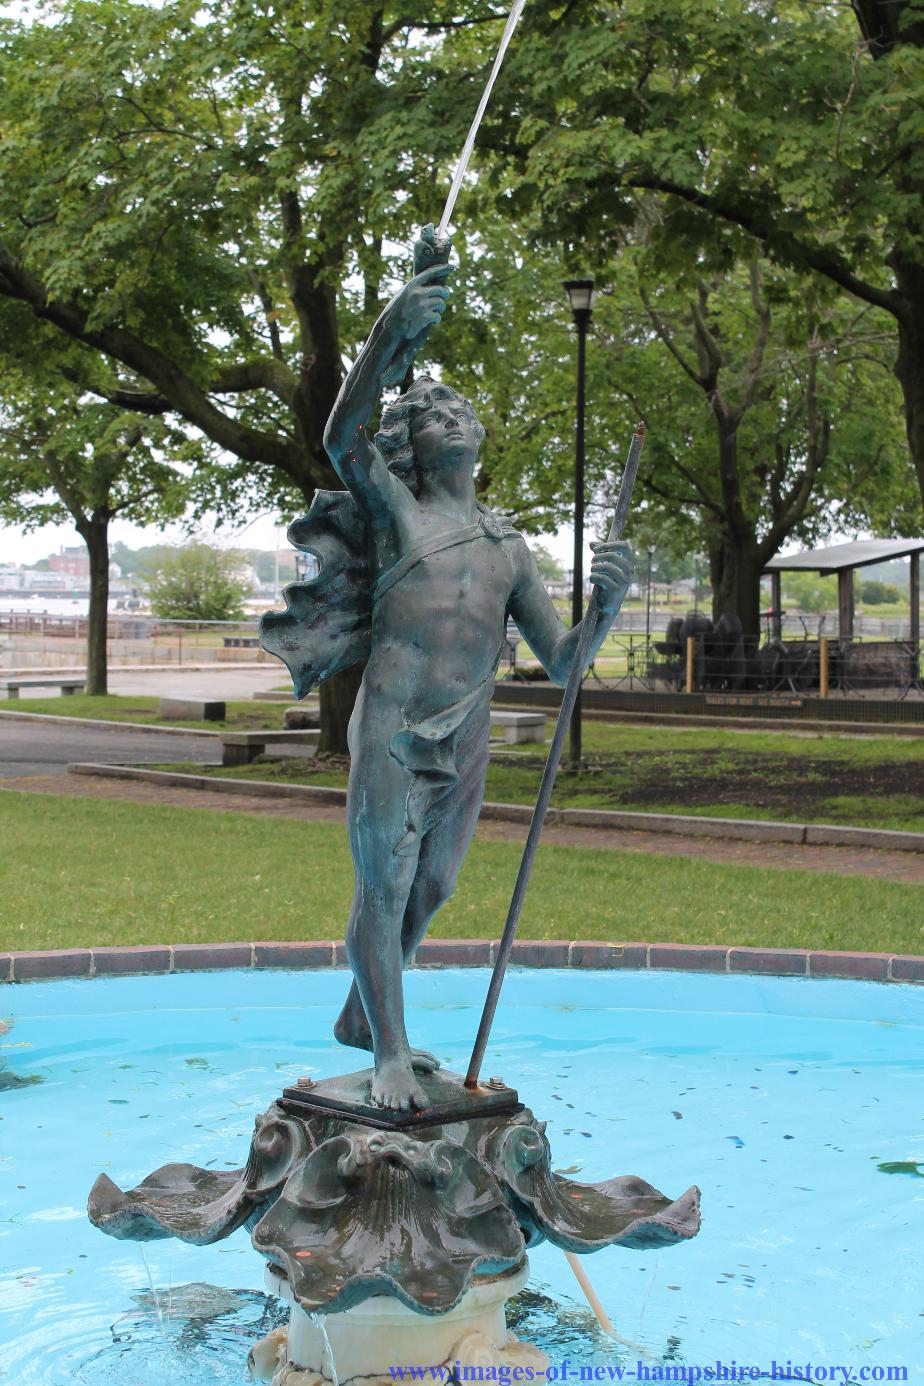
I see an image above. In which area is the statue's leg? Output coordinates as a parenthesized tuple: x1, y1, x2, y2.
(334, 778, 482, 1073)
(337, 737, 430, 1111)
(334, 690, 489, 1096)
(400, 752, 485, 959)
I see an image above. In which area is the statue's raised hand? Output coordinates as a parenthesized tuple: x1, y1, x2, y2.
(395, 265, 451, 340)
(381, 265, 451, 387)
(589, 540, 635, 612)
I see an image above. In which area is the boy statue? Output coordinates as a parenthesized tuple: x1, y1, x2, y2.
(262, 231, 634, 1112)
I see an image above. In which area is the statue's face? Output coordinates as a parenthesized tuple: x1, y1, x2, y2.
(410, 393, 481, 475)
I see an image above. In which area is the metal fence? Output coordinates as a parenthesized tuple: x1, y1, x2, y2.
(599, 630, 923, 700)
(504, 624, 923, 701)
(0, 611, 265, 667)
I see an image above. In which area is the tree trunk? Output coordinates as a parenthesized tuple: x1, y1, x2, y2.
(286, 468, 362, 756)
(710, 534, 763, 637)
(317, 662, 364, 755)
(80, 510, 111, 696)
(893, 266, 924, 513)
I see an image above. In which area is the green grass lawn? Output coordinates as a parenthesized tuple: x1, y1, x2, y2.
(0, 694, 293, 732)
(0, 791, 921, 955)
(153, 718, 924, 833)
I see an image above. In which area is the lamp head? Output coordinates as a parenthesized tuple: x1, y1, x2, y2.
(563, 278, 597, 322)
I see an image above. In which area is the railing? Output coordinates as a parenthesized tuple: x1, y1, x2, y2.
(0, 612, 266, 667)
(500, 626, 923, 700)
(652, 634, 923, 701)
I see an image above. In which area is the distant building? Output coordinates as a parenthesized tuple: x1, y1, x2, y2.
(48, 545, 90, 580)
(0, 565, 24, 591)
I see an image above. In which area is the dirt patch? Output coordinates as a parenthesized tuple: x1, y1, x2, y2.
(507, 750, 924, 814)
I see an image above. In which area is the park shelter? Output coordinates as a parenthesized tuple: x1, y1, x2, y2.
(763, 538, 924, 642)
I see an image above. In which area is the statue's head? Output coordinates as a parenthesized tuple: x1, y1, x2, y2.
(375, 377, 485, 492)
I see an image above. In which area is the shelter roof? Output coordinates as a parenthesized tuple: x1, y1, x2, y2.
(763, 538, 924, 574)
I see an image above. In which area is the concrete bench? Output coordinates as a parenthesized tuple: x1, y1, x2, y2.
(489, 710, 547, 743)
(0, 676, 86, 699)
(222, 636, 260, 649)
(159, 697, 226, 722)
(220, 729, 320, 766)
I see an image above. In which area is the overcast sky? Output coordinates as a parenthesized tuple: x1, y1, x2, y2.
(0, 512, 579, 570)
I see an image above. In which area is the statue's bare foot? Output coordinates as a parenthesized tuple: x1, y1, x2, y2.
(334, 1012, 440, 1073)
(370, 1057, 430, 1112)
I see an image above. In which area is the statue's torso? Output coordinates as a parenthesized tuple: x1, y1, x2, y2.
(363, 522, 521, 726)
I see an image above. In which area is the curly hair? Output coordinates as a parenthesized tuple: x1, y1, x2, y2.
(374, 376, 485, 490)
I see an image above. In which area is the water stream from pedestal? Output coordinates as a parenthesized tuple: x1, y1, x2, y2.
(138, 1247, 165, 1336)
(310, 1311, 341, 1386)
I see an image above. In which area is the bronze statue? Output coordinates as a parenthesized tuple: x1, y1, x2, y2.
(88, 238, 700, 1362)
(263, 229, 635, 1111)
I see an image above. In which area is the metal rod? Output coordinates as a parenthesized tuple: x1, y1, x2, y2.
(436, 0, 528, 241)
(570, 317, 587, 770)
(465, 424, 646, 1089)
(563, 1251, 615, 1337)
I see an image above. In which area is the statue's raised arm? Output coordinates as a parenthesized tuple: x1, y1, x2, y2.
(324, 237, 451, 521)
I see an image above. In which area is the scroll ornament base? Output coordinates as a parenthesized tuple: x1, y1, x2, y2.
(88, 1069, 701, 1322)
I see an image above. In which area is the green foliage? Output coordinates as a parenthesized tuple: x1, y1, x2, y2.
(488, 0, 924, 507)
(144, 543, 251, 621)
(0, 313, 196, 539)
(111, 541, 177, 579)
(439, 212, 913, 630)
(859, 579, 903, 606)
(527, 542, 565, 582)
(781, 572, 839, 614)
(0, 0, 516, 510)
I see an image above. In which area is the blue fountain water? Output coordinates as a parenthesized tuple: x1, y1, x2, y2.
(1, 967, 922, 1384)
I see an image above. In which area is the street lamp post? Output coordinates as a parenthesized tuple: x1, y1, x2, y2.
(645, 546, 655, 650)
(563, 278, 596, 770)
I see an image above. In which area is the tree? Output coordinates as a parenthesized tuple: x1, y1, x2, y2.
(0, 0, 517, 749)
(144, 543, 251, 621)
(0, 354, 191, 693)
(781, 572, 839, 616)
(615, 259, 912, 634)
(859, 579, 902, 605)
(490, 0, 924, 516)
(528, 542, 565, 582)
(434, 216, 912, 636)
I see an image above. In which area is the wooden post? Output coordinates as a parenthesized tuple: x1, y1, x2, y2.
(685, 635, 696, 693)
(837, 568, 854, 641)
(770, 571, 782, 641)
(819, 636, 829, 699)
(911, 552, 920, 647)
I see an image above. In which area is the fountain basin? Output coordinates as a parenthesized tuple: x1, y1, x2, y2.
(2, 966, 922, 1382)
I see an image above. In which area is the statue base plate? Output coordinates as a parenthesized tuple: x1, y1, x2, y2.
(280, 1067, 522, 1129)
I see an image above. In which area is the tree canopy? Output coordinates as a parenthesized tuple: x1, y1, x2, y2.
(0, 0, 525, 743)
(0, 324, 195, 689)
(1, 0, 923, 663)
(488, 0, 924, 511)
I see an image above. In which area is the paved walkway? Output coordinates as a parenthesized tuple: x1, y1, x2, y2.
(107, 667, 284, 699)
(0, 720, 220, 777)
(3, 770, 923, 884)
